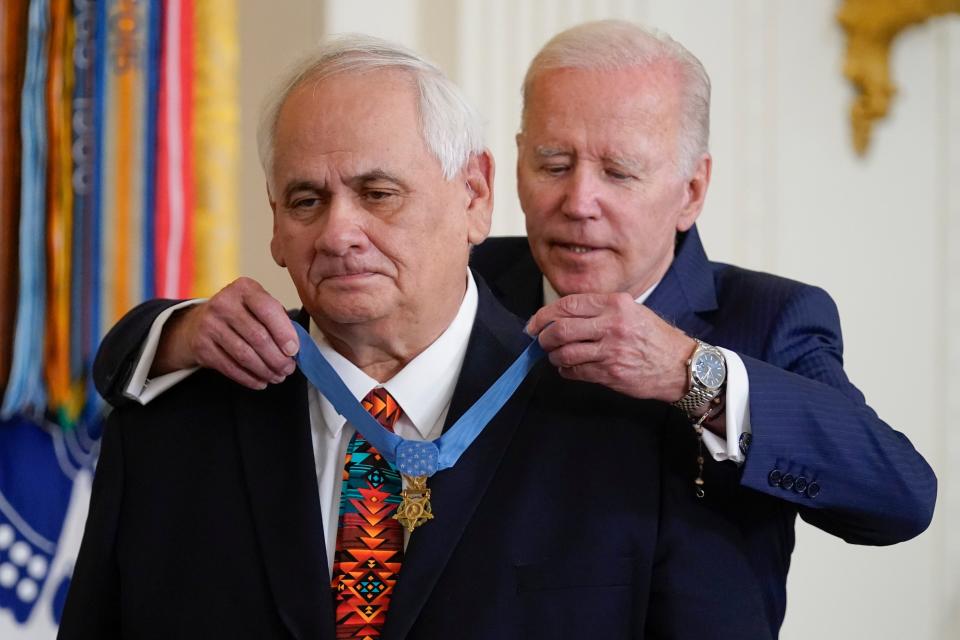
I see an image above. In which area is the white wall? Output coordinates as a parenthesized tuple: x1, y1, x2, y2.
(238, 1, 958, 637)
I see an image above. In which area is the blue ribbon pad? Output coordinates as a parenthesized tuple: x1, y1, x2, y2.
(396, 440, 440, 477)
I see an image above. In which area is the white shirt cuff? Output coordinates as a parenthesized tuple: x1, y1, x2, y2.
(122, 299, 206, 405)
(700, 348, 751, 464)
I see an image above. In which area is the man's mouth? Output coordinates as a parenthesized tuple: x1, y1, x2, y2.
(310, 265, 381, 285)
(555, 243, 599, 254)
(320, 271, 376, 281)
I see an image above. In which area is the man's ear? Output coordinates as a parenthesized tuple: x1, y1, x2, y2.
(267, 183, 286, 268)
(464, 149, 495, 245)
(676, 153, 712, 233)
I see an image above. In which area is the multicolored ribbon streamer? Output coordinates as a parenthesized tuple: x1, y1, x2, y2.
(69, 0, 98, 391)
(155, 0, 194, 298)
(2, 0, 50, 419)
(101, 0, 150, 329)
(192, 0, 239, 297)
(44, 0, 76, 423)
(0, 0, 29, 393)
(1, 0, 239, 431)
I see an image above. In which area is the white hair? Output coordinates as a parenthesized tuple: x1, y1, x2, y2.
(257, 33, 485, 181)
(522, 19, 711, 176)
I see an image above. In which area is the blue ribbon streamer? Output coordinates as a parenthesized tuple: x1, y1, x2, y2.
(293, 323, 545, 477)
(2, 0, 50, 419)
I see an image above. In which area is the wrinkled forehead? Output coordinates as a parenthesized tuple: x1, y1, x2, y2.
(278, 70, 419, 142)
(523, 63, 684, 128)
(520, 65, 684, 161)
(269, 70, 432, 185)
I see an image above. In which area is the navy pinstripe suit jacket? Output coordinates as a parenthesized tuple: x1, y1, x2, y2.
(470, 225, 936, 628)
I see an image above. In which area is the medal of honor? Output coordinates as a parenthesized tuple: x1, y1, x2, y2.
(393, 440, 438, 533)
(395, 475, 434, 532)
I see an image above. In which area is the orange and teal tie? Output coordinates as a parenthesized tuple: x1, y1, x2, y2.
(331, 387, 404, 638)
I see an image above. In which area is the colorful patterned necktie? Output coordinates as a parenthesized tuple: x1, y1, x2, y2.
(331, 387, 404, 639)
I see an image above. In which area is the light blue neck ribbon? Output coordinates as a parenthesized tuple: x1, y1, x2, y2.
(293, 323, 545, 478)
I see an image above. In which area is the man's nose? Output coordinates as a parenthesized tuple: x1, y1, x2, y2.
(560, 168, 602, 219)
(313, 197, 368, 256)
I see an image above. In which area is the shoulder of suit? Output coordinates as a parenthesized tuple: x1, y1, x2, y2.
(470, 237, 533, 277)
(709, 260, 835, 310)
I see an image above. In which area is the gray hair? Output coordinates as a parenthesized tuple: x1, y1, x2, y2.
(522, 19, 711, 176)
(257, 33, 485, 182)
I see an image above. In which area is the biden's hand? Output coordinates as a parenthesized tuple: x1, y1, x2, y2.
(153, 277, 299, 390)
(526, 292, 695, 404)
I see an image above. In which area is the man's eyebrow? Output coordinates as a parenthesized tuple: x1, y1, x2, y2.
(350, 169, 408, 189)
(534, 146, 571, 158)
(282, 179, 325, 201)
(604, 155, 644, 174)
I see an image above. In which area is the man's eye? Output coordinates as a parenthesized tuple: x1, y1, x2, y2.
(542, 164, 569, 176)
(292, 197, 320, 209)
(365, 190, 394, 201)
(604, 169, 631, 181)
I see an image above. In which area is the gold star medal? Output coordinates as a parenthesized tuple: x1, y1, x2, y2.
(393, 441, 439, 533)
(394, 474, 434, 533)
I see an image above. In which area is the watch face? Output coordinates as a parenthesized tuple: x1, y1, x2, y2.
(693, 350, 726, 389)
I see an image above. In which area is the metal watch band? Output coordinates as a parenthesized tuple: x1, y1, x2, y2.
(672, 383, 720, 414)
(672, 339, 724, 416)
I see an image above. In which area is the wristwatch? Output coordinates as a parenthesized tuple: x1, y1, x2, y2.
(672, 339, 726, 416)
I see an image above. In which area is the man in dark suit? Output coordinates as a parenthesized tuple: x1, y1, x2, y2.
(88, 21, 935, 635)
(59, 33, 773, 640)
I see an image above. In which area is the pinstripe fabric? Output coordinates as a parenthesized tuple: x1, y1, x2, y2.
(472, 225, 936, 632)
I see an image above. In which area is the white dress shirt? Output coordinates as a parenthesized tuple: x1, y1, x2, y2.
(542, 278, 750, 464)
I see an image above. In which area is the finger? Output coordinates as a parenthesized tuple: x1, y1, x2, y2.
(244, 289, 299, 357)
(526, 293, 622, 335)
(556, 362, 610, 386)
(202, 323, 285, 385)
(547, 342, 604, 369)
(224, 306, 295, 378)
(202, 341, 271, 391)
(536, 316, 605, 351)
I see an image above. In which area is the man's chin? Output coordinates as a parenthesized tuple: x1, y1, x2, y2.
(303, 295, 392, 329)
(315, 307, 388, 327)
(543, 268, 617, 298)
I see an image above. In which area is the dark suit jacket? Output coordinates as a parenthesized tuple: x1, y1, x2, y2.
(471, 227, 937, 627)
(61, 279, 773, 640)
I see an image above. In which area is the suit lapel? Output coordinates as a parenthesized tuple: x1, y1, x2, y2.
(234, 368, 335, 640)
(644, 225, 717, 337)
(382, 278, 543, 640)
(487, 242, 544, 320)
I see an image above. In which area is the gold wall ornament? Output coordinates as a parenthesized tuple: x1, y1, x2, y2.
(837, 0, 960, 155)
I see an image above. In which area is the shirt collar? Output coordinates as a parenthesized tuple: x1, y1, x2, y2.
(541, 276, 659, 305)
(311, 270, 479, 440)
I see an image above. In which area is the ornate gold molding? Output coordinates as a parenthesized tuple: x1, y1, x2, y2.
(838, 0, 960, 155)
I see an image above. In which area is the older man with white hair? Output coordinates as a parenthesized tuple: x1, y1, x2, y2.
(59, 34, 773, 640)
(475, 18, 935, 631)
